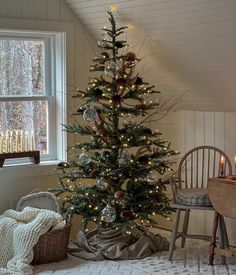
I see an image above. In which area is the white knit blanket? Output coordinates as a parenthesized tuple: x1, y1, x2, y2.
(0, 207, 65, 275)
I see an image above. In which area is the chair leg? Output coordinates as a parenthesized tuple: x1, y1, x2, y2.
(218, 215, 226, 265)
(209, 211, 219, 266)
(181, 209, 190, 248)
(168, 209, 181, 261)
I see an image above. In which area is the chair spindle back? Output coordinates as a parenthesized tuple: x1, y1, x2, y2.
(178, 146, 232, 189)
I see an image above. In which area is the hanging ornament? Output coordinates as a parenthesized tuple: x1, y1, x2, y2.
(57, 161, 70, 168)
(96, 177, 111, 190)
(69, 170, 81, 180)
(135, 103, 149, 110)
(124, 52, 136, 62)
(96, 123, 108, 137)
(111, 94, 122, 107)
(90, 169, 99, 178)
(83, 108, 98, 122)
(135, 76, 143, 85)
(101, 150, 111, 161)
(114, 190, 125, 199)
(76, 107, 84, 114)
(92, 88, 103, 97)
(78, 150, 91, 165)
(115, 41, 124, 48)
(135, 103, 150, 116)
(104, 66, 110, 75)
(116, 78, 127, 87)
(101, 52, 109, 59)
(101, 205, 116, 223)
(147, 170, 158, 184)
(121, 209, 134, 218)
(118, 149, 130, 167)
(111, 62, 119, 74)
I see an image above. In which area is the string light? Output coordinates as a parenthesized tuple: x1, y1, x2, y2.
(110, 4, 118, 12)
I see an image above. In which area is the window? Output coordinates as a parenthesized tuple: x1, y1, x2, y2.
(0, 31, 66, 164)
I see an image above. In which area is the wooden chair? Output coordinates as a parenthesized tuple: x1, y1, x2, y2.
(168, 145, 232, 261)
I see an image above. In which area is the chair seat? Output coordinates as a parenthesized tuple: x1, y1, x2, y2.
(176, 188, 212, 207)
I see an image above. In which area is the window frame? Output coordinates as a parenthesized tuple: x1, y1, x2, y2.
(0, 30, 67, 165)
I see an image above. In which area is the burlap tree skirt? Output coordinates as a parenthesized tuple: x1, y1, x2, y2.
(69, 226, 169, 260)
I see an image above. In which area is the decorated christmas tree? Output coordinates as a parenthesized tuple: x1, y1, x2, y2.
(52, 11, 178, 234)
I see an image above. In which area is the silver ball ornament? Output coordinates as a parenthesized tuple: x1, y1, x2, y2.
(83, 108, 98, 123)
(78, 151, 91, 165)
(101, 205, 116, 223)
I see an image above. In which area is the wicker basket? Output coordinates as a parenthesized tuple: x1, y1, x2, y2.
(31, 224, 71, 265)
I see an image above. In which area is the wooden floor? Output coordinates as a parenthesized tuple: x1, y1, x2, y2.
(34, 230, 236, 275)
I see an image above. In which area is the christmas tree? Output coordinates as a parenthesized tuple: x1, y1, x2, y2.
(52, 11, 178, 234)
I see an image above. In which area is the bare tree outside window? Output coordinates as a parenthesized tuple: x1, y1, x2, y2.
(0, 39, 48, 154)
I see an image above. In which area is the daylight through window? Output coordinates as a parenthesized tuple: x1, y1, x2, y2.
(0, 33, 65, 164)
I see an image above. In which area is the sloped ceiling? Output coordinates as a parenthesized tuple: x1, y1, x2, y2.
(65, 0, 236, 111)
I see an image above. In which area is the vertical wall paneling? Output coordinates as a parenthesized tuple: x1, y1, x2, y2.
(33, 0, 48, 20)
(47, 0, 61, 21)
(22, 0, 35, 19)
(60, 0, 72, 21)
(204, 112, 215, 235)
(185, 111, 195, 151)
(214, 112, 225, 151)
(7, 0, 22, 18)
(194, 112, 206, 235)
(0, 0, 7, 17)
(174, 111, 186, 158)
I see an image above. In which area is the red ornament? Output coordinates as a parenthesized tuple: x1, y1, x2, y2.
(76, 108, 84, 114)
(135, 103, 150, 110)
(90, 169, 99, 178)
(96, 124, 108, 137)
(121, 209, 134, 217)
(116, 78, 127, 86)
(114, 191, 125, 199)
(124, 52, 136, 62)
(111, 94, 122, 106)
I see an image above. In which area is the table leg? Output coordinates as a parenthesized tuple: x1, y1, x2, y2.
(218, 215, 226, 265)
(209, 211, 219, 266)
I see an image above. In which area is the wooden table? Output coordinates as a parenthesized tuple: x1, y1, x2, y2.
(208, 176, 236, 265)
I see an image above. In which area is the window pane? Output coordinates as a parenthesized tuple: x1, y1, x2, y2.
(0, 101, 48, 154)
(0, 39, 45, 96)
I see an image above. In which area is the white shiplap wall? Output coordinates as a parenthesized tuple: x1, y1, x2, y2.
(1, 0, 236, 243)
(156, 110, 236, 244)
(65, 0, 236, 112)
(0, 0, 95, 237)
